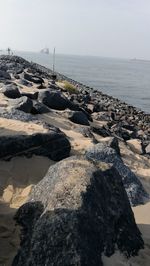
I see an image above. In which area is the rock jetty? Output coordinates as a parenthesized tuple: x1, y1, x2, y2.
(0, 55, 149, 265)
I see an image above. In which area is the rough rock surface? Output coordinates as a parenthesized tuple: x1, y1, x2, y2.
(98, 136, 121, 155)
(31, 101, 51, 114)
(0, 130, 71, 161)
(2, 84, 21, 99)
(12, 157, 144, 266)
(38, 90, 78, 111)
(21, 91, 38, 100)
(24, 72, 44, 84)
(91, 125, 111, 137)
(10, 96, 33, 113)
(69, 111, 90, 126)
(0, 69, 11, 80)
(85, 143, 149, 206)
(0, 108, 36, 122)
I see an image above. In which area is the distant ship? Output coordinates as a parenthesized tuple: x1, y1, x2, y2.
(131, 58, 150, 63)
(40, 48, 49, 54)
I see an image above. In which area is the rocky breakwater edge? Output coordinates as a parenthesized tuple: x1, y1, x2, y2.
(0, 55, 150, 266)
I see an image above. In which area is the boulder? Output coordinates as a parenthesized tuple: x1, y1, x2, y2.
(15, 67, 24, 75)
(31, 101, 51, 114)
(2, 84, 21, 99)
(38, 90, 76, 111)
(79, 107, 93, 122)
(69, 111, 90, 126)
(21, 92, 38, 100)
(0, 130, 71, 161)
(91, 125, 111, 137)
(10, 96, 33, 113)
(85, 143, 149, 206)
(0, 70, 11, 80)
(127, 139, 143, 155)
(19, 78, 32, 87)
(14, 74, 20, 79)
(24, 72, 44, 84)
(12, 157, 144, 266)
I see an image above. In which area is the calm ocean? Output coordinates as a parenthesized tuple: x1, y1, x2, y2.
(2, 51, 150, 113)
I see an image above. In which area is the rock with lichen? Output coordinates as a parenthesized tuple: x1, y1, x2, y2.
(12, 156, 144, 266)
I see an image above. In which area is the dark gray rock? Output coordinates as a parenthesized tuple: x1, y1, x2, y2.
(21, 92, 38, 100)
(0, 70, 11, 80)
(2, 84, 21, 99)
(38, 90, 75, 111)
(69, 111, 90, 126)
(24, 72, 44, 84)
(11, 96, 33, 113)
(19, 78, 32, 87)
(12, 157, 144, 266)
(16, 67, 24, 75)
(85, 143, 149, 206)
(31, 101, 51, 114)
(14, 74, 20, 79)
(91, 125, 111, 137)
(79, 107, 93, 122)
(0, 130, 71, 161)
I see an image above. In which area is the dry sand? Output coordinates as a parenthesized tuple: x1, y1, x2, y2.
(0, 117, 48, 136)
(0, 155, 54, 266)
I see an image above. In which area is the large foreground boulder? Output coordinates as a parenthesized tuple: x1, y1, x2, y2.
(85, 143, 149, 206)
(12, 157, 144, 266)
(0, 129, 71, 161)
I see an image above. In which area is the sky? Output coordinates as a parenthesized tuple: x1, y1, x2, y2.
(0, 0, 150, 59)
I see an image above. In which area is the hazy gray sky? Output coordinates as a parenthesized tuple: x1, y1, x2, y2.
(0, 0, 150, 59)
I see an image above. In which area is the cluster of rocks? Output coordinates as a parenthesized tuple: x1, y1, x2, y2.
(0, 55, 149, 265)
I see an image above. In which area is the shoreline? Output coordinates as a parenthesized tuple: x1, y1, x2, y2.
(31, 59, 150, 117)
(2, 54, 150, 116)
(0, 55, 150, 265)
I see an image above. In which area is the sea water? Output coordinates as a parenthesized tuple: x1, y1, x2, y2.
(2, 51, 150, 113)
